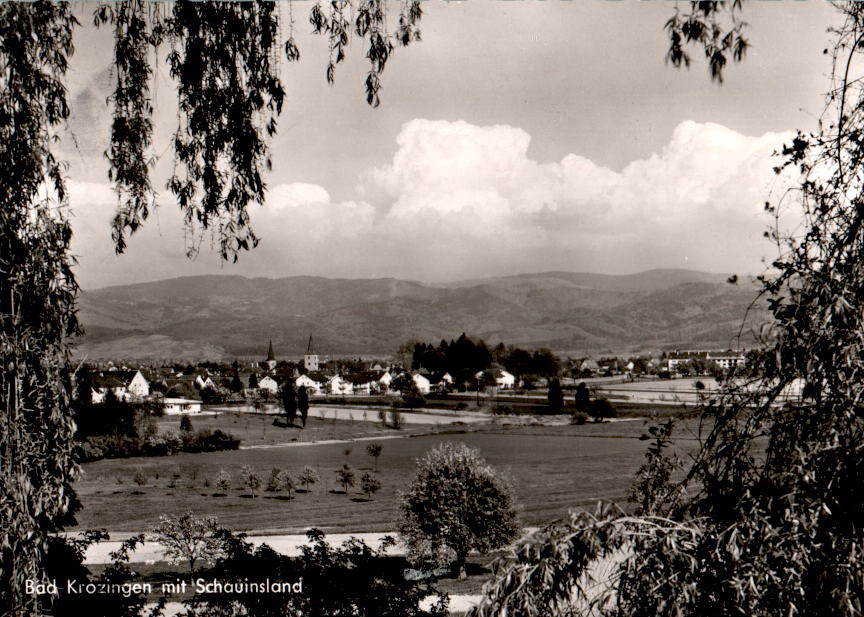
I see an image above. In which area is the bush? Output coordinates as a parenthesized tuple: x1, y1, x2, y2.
(570, 411, 589, 425)
(589, 398, 617, 421)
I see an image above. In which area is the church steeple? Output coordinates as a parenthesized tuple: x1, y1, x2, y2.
(264, 339, 276, 370)
(304, 335, 319, 372)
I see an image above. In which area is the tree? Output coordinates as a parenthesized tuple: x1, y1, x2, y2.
(360, 473, 381, 500)
(215, 470, 231, 495)
(546, 377, 564, 414)
(151, 511, 223, 573)
(574, 382, 590, 411)
(248, 373, 259, 390)
(266, 467, 281, 492)
(276, 470, 295, 499)
(282, 382, 297, 426)
(240, 465, 262, 499)
(366, 443, 383, 471)
(336, 464, 355, 494)
(179, 414, 193, 433)
(298, 385, 310, 427)
(399, 442, 519, 578)
(298, 465, 319, 492)
(229, 368, 243, 393)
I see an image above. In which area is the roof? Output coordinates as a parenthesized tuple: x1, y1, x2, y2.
(89, 370, 143, 389)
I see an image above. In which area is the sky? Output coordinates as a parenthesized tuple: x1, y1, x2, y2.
(59, 0, 840, 290)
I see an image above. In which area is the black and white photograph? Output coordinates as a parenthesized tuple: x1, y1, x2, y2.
(3, 1, 863, 616)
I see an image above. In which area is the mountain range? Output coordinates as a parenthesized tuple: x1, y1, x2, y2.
(74, 269, 767, 361)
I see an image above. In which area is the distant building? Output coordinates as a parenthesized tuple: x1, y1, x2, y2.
(90, 370, 150, 403)
(258, 375, 279, 394)
(163, 398, 203, 415)
(264, 339, 277, 371)
(667, 350, 746, 373)
(296, 373, 323, 395)
(412, 373, 431, 395)
(304, 335, 319, 372)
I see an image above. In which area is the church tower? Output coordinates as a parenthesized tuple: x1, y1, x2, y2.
(264, 339, 277, 371)
(303, 335, 319, 372)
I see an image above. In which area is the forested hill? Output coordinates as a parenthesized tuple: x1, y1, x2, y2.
(75, 269, 766, 360)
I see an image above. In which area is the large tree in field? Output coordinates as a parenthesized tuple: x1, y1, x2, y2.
(0, 1, 422, 614)
(473, 3, 864, 617)
(399, 441, 519, 579)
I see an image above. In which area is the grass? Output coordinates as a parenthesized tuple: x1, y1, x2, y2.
(151, 410, 428, 448)
(72, 417, 705, 535)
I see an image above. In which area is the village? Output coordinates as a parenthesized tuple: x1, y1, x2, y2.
(78, 335, 749, 415)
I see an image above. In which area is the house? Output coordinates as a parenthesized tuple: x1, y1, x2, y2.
(579, 359, 600, 375)
(295, 374, 323, 395)
(412, 373, 431, 395)
(348, 371, 387, 395)
(90, 370, 150, 403)
(327, 375, 354, 395)
(495, 369, 516, 389)
(163, 397, 203, 415)
(258, 375, 279, 394)
(195, 374, 218, 391)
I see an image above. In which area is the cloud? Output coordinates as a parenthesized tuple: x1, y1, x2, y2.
(362, 118, 792, 278)
(69, 119, 793, 289)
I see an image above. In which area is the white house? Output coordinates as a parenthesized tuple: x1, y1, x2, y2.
(496, 370, 516, 389)
(258, 375, 279, 394)
(412, 373, 431, 395)
(90, 370, 150, 403)
(295, 374, 322, 395)
(195, 374, 218, 391)
(163, 398, 203, 415)
(328, 375, 354, 395)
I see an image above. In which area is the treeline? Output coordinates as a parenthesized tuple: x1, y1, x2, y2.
(410, 333, 559, 387)
(73, 394, 239, 462)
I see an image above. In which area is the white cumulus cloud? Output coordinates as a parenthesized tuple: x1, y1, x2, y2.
(69, 118, 795, 289)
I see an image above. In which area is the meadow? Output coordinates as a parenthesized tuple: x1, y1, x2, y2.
(72, 415, 706, 535)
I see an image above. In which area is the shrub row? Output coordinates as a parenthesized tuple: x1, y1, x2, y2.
(76, 429, 240, 462)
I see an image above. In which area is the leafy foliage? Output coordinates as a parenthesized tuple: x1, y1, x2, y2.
(0, 4, 81, 613)
(152, 511, 223, 573)
(664, 0, 749, 83)
(399, 442, 519, 577)
(182, 528, 447, 617)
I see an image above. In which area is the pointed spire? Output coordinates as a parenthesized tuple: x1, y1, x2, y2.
(306, 335, 314, 355)
(267, 339, 275, 361)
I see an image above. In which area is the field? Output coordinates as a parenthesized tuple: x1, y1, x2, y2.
(71, 415, 706, 535)
(149, 409, 430, 447)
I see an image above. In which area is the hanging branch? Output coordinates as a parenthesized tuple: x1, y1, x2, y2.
(166, 0, 285, 262)
(94, 0, 163, 255)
